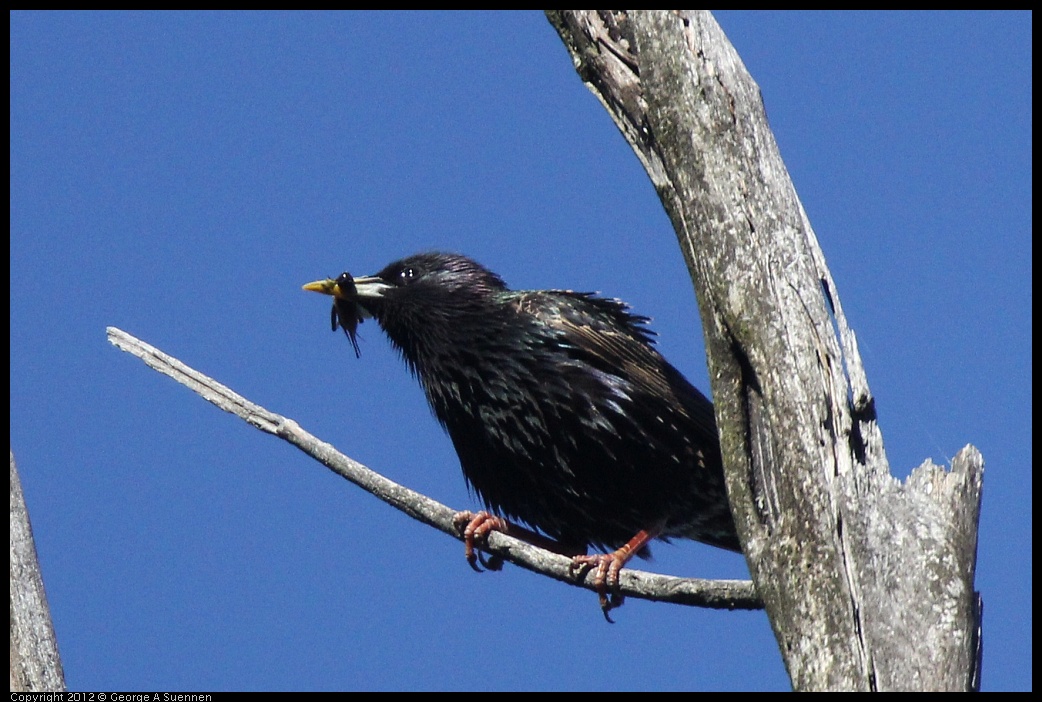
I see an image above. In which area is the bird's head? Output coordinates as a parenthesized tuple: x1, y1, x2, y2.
(304, 252, 508, 361)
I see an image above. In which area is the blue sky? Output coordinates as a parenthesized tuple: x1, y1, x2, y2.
(10, 11, 1030, 692)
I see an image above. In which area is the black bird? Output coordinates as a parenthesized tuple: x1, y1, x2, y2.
(304, 252, 740, 617)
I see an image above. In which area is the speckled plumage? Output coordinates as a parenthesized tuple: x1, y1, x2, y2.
(305, 252, 740, 559)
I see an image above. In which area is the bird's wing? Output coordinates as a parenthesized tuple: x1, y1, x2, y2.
(519, 291, 717, 434)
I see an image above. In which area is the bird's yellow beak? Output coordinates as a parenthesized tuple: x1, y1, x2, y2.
(302, 279, 341, 297)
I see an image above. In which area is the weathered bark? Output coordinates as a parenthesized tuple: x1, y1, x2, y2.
(547, 10, 983, 691)
(10, 451, 67, 692)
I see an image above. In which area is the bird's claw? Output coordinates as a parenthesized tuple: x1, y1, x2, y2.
(454, 510, 506, 572)
(570, 553, 627, 623)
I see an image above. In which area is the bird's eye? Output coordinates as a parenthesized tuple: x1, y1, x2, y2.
(399, 266, 417, 284)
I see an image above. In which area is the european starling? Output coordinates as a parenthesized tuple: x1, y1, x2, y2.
(304, 252, 740, 617)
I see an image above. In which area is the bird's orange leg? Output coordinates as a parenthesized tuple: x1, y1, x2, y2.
(453, 510, 586, 572)
(570, 522, 664, 622)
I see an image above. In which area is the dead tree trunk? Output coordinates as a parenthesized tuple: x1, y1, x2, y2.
(547, 10, 983, 691)
(10, 451, 67, 692)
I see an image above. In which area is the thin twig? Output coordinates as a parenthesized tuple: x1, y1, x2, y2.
(106, 326, 762, 611)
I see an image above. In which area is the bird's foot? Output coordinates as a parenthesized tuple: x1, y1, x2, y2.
(453, 511, 507, 572)
(569, 526, 662, 623)
(570, 552, 627, 623)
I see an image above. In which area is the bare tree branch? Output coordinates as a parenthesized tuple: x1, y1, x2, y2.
(105, 326, 761, 612)
(547, 10, 983, 691)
